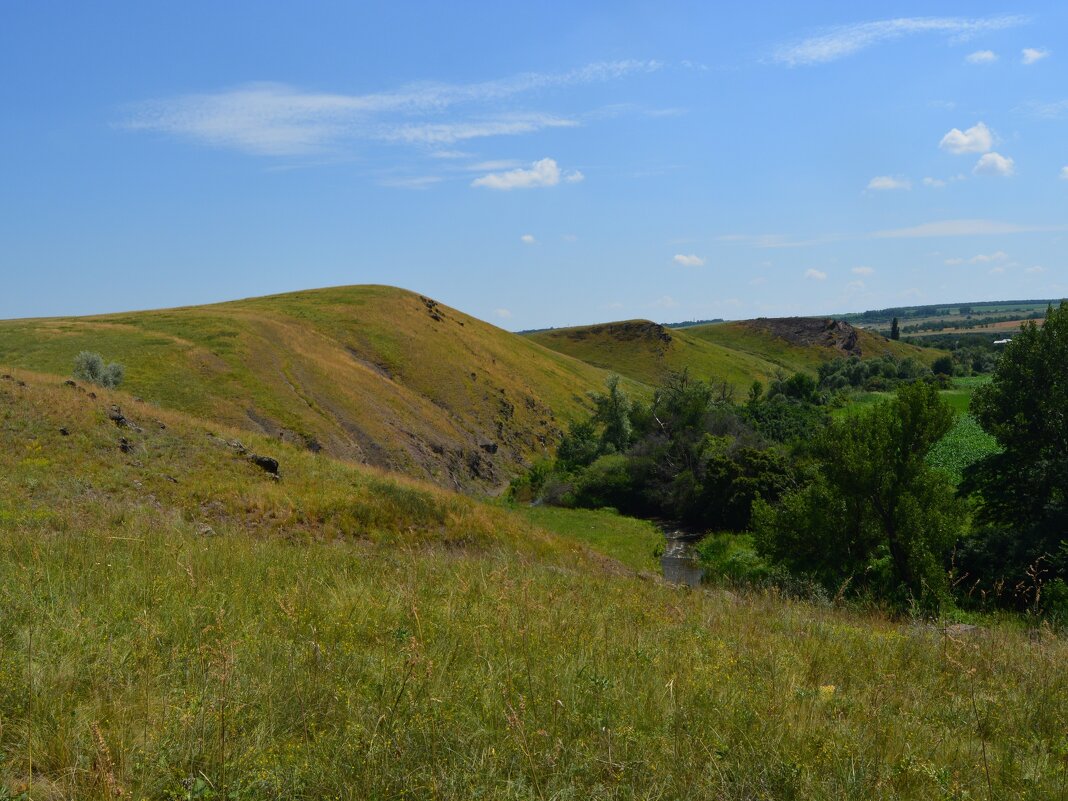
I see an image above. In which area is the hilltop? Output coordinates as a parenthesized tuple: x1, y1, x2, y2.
(0, 286, 621, 491)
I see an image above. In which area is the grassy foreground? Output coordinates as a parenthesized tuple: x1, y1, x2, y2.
(1, 373, 1067, 799)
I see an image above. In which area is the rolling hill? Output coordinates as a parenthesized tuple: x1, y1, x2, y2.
(0, 286, 622, 491)
(526, 316, 939, 391)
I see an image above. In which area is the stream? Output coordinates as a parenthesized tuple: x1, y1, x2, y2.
(659, 525, 705, 588)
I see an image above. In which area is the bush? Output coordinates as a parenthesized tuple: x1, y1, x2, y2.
(73, 351, 125, 388)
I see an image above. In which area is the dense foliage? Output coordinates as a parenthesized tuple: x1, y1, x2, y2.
(753, 382, 964, 610)
(513, 322, 1068, 620)
(958, 302, 1068, 611)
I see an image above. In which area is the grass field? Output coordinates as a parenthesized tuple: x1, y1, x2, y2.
(2, 370, 1067, 800)
(509, 505, 663, 573)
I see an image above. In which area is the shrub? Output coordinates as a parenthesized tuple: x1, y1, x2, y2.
(73, 351, 125, 388)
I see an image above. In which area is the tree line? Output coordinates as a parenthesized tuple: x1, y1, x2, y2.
(511, 302, 1068, 618)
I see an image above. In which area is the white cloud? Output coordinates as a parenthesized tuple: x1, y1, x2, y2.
(772, 15, 1027, 66)
(673, 253, 705, 267)
(430, 150, 470, 159)
(966, 50, 998, 63)
(1060, 166, 1068, 180)
(1022, 47, 1050, 64)
(974, 152, 1015, 176)
(520, 234, 536, 244)
(804, 268, 828, 281)
(944, 257, 965, 265)
(873, 219, 1061, 238)
(852, 266, 875, 275)
(472, 157, 581, 190)
(867, 175, 911, 190)
(494, 308, 512, 319)
(466, 160, 522, 171)
(122, 60, 660, 156)
(1026, 265, 1046, 274)
(564, 170, 585, 184)
(988, 266, 1006, 275)
(939, 122, 993, 154)
(922, 176, 947, 188)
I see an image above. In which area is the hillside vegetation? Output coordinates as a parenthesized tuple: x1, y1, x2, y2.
(1, 371, 1066, 800)
(528, 317, 939, 392)
(0, 286, 620, 491)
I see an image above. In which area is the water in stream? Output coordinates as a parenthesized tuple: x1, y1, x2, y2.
(659, 528, 705, 588)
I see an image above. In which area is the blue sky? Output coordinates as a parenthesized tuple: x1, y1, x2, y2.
(2, 2, 1066, 328)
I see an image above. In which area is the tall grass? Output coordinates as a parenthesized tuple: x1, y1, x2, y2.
(1, 372, 1066, 799)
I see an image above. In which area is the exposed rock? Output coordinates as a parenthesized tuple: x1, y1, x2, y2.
(119, 437, 132, 453)
(64, 379, 78, 388)
(107, 405, 128, 427)
(744, 317, 862, 356)
(59, 427, 70, 436)
(480, 441, 499, 454)
(249, 454, 279, 475)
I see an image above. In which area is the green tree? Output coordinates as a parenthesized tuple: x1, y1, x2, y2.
(754, 381, 963, 608)
(890, 317, 900, 340)
(589, 375, 632, 453)
(963, 303, 1068, 588)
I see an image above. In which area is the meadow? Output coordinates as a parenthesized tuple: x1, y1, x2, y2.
(2, 370, 1067, 800)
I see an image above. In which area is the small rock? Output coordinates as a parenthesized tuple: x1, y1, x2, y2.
(16, 380, 25, 387)
(64, 379, 78, 388)
(119, 437, 132, 453)
(59, 427, 70, 436)
(480, 441, 498, 454)
(108, 405, 128, 426)
(249, 454, 279, 475)
(87, 392, 97, 399)
(0, 374, 12, 381)
(164, 474, 179, 483)
(155, 420, 166, 430)
(198, 525, 217, 537)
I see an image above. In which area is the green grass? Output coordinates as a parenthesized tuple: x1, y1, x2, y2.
(509, 505, 663, 573)
(2, 373, 1067, 800)
(927, 414, 1001, 483)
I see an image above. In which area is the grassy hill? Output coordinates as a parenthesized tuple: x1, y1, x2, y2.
(526, 317, 940, 392)
(2, 370, 1066, 800)
(0, 286, 622, 491)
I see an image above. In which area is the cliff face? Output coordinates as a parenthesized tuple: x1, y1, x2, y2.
(745, 317, 862, 356)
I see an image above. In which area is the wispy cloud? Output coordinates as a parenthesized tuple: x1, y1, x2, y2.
(122, 60, 661, 156)
(966, 49, 998, 64)
(852, 266, 875, 275)
(867, 175, 911, 190)
(1019, 99, 1068, 118)
(1061, 166, 1068, 180)
(804, 268, 828, 281)
(673, 253, 705, 267)
(520, 234, 536, 245)
(1021, 47, 1050, 64)
(772, 15, 1027, 66)
(471, 157, 582, 190)
(378, 175, 443, 190)
(872, 219, 1061, 238)
(945, 251, 1009, 265)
